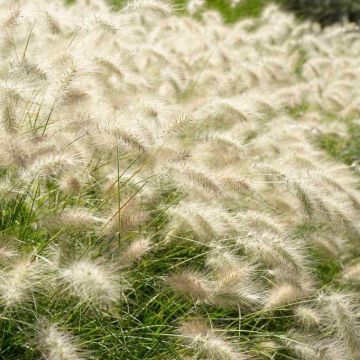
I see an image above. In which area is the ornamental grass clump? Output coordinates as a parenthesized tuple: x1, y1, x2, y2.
(0, 1, 359, 359)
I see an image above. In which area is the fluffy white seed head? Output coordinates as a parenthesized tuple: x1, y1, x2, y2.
(37, 322, 85, 360)
(46, 208, 105, 233)
(265, 284, 303, 310)
(59, 258, 124, 307)
(119, 237, 152, 267)
(343, 263, 360, 283)
(295, 306, 321, 329)
(0, 256, 45, 308)
(320, 293, 360, 356)
(179, 320, 246, 360)
(166, 270, 211, 302)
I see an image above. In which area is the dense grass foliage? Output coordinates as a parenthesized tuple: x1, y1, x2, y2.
(0, 1, 359, 359)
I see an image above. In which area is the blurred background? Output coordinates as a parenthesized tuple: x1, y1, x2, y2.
(65, 0, 360, 26)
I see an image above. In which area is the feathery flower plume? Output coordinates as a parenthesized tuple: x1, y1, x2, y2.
(237, 232, 308, 275)
(0, 6, 21, 30)
(295, 306, 321, 329)
(288, 337, 345, 360)
(167, 202, 231, 241)
(0, 236, 18, 263)
(168, 162, 222, 195)
(47, 207, 105, 233)
(0, 85, 22, 135)
(59, 258, 124, 307)
(119, 237, 151, 267)
(58, 173, 84, 195)
(0, 257, 44, 308)
(23, 153, 79, 179)
(265, 283, 304, 309)
(343, 263, 360, 283)
(210, 260, 262, 309)
(122, 0, 173, 17)
(37, 322, 85, 360)
(166, 270, 211, 302)
(320, 293, 360, 356)
(44, 10, 64, 34)
(179, 319, 246, 360)
(104, 199, 149, 236)
(206, 250, 241, 271)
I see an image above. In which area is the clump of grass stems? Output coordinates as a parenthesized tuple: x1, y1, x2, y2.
(0, 1, 359, 359)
